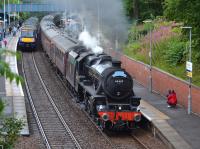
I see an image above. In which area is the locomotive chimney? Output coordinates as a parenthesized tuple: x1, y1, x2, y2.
(112, 60, 121, 67)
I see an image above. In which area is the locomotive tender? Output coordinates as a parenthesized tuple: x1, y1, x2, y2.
(40, 15, 141, 130)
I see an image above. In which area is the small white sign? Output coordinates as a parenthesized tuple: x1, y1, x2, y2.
(186, 61, 192, 72)
(149, 52, 152, 58)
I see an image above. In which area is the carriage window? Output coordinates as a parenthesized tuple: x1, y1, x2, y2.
(21, 30, 34, 37)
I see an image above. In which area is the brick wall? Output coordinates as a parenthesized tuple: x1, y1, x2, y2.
(109, 50, 200, 115)
(151, 67, 200, 114)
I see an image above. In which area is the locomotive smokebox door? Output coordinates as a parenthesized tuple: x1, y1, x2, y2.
(102, 69, 133, 101)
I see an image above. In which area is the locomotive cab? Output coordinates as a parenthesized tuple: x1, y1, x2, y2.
(18, 26, 37, 50)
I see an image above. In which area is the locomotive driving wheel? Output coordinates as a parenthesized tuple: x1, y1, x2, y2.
(97, 119, 105, 131)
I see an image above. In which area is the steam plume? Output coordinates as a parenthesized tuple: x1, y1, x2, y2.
(79, 30, 103, 54)
(45, 0, 129, 50)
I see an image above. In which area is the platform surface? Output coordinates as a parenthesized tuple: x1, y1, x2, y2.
(135, 81, 200, 149)
(1, 34, 29, 135)
(0, 77, 5, 97)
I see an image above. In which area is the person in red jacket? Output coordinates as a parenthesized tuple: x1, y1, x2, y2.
(167, 90, 177, 108)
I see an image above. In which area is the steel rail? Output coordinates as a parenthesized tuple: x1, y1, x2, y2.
(55, 70, 116, 149)
(132, 134, 150, 149)
(22, 53, 51, 149)
(32, 53, 82, 149)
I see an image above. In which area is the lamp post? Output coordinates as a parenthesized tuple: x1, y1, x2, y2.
(181, 26, 192, 114)
(8, 0, 10, 26)
(3, 0, 6, 37)
(18, 0, 19, 20)
(143, 19, 153, 92)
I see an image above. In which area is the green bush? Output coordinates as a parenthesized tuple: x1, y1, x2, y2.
(152, 36, 186, 66)
(0, 100, 4, 115)
(0, 118, 24, 149)
(130, 42, 141, 52)
(128, 24, 152, 43)
(172, 27, 182, 34)
(143, 22, 154, 32)
(128, 26, 139, 42)
(163, 37, 186, 65)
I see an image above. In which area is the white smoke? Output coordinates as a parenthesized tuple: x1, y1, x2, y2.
(47, 0, 129, 49)
(79, 30, 103, 54)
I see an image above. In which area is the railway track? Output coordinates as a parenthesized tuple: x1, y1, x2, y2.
(33, 47, 154, 149)
(131, 129, 168, 149)
(15, 14, 168, 149)
(33, 50, 114, 149)
(20, 46, 167, 149)
(19, 47, 115, 149)
(22, 52, 81, 149)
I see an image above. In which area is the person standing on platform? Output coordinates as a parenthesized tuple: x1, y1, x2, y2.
(13, 26, 17, 36)
(3, 29, 6, 38)
(0, 32, 3, 48)
(9, 26, 12, 35)
(3, 38, 7, 48)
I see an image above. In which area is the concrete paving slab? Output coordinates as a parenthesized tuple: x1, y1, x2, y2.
(0, 77, 6, 97)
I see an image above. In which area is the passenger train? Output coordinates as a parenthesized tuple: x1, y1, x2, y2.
(17, 17, 39, 51)
(40, 14, 141, 130)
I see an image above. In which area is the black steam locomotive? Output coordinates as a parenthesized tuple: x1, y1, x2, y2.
(41, 15, 141, 130)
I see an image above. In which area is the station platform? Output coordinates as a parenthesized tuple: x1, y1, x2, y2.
(0, 34, 29, 136)
(135, 81, 200, 149)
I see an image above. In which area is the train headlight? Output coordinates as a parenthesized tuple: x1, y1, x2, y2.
(96, 105, 106, 111)
(134, 114, 141, 122)
(21, 38, 35, 43)
(102, 113, 109, 121)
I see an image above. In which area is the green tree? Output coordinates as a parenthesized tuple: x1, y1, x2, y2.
(123, 0, 164, 21)
(0, 49, 23, 84)
(164, 0, 200, 63)
(123, 0, 134, 18)
(0, 0, 22, 9)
